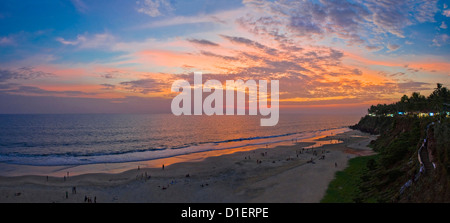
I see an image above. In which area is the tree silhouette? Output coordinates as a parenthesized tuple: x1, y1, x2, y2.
(367, 83, 450, 116)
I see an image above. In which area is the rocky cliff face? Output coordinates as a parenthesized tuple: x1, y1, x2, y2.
(350, 116, 393, 135)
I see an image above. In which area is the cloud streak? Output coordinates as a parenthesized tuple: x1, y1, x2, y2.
(136, 0, 173, 17)
(187, 38, 220, 47)
(0, 67, 53, 82)
(71, 0, 88, 13)
(56, 33, 115, 49)
(239, 0, 438, 48)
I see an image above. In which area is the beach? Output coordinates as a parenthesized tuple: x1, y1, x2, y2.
(0, 129, 376, 203)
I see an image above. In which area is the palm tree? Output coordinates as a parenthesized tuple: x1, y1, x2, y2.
(428, 83, 450, 113)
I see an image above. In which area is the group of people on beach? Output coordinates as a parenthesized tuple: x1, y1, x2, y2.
(84, 195, 96, 203)
(136, 171, 151, 181)
(242, 145, 338, 167)
(301, 147, 338, 168)
(62, 185, 97, 203)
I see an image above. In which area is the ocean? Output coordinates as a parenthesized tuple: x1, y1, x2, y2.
(0, 113, 360, 167)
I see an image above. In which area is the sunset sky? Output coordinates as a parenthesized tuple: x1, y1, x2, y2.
(0, 0, 449, 114)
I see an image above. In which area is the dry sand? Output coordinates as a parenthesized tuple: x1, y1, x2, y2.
(0, 130, 376, 203)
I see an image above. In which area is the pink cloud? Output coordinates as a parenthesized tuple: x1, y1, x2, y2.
(0, 36, 14, 45)
(443, 9, 450, 17)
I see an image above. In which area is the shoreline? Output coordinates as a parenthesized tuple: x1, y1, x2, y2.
(0, 129, 377, 203)
(0, 127, 350, 178)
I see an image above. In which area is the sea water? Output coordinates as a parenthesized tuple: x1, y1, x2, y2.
(0, 113, 360, 166)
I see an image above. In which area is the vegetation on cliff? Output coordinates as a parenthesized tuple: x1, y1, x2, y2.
(325, 84, 450, 203)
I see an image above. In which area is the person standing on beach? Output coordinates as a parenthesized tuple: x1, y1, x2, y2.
(162, 164, 165, 170)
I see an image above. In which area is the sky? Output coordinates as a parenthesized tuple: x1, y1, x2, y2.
(0, 0, 449, 114)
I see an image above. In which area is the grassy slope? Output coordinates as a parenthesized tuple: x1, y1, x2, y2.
(321, 155, 378, 203)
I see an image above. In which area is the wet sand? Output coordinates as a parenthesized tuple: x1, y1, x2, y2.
(0, 130, 376, 203)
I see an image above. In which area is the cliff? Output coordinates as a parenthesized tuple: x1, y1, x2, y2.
(351, 115, 450, 202)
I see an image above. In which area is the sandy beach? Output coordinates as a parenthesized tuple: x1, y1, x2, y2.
(0, 129, 376, 203)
